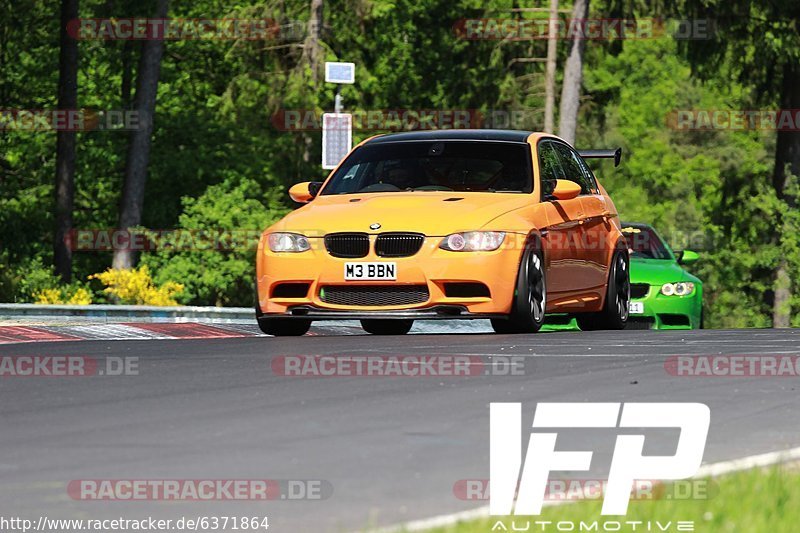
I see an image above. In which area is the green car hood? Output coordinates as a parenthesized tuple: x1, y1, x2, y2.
(630, 258, 701, 285)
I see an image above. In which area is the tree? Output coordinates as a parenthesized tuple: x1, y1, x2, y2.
(302, 0, 324, 85)
(772, 62, 800, 327)
(112, 0, 169, 269)
(543, 0, 559, 133)
(676, 0, 800, 326)
(299, 0, 324, 166)
(54, 0, 78, 282)
(558, 0, 589, 144)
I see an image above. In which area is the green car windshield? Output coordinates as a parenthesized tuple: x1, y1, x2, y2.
(320, 141, 533, 195)
(622, 225, 673, 260)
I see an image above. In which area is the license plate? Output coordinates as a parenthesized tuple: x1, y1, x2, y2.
(629, 301, 644, 314)
(344, 262, 397, 281)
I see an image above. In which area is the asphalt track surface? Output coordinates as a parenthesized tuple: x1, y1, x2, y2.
(2, 327, 800, 532)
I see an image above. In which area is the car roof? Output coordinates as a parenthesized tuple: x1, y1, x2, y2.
(363, 129, 537, 144)
(621, 222, 655, 230)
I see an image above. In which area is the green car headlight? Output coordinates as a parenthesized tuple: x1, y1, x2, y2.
(661, 282, 695, 296)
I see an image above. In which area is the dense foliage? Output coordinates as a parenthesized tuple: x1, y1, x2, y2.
(1, 0, 797, 326)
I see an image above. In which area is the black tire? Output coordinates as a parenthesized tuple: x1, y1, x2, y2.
(254, 280, 261, 317)
(360, 319, 414, 335)
(491, 246, 546, 334)
(576, 249, 629, 331)
(258, 318, 311, 336)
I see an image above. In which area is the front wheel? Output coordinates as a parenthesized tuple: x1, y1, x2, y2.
(361, 319, 414, 335)
(491, 247, 546, 334)
(576, 249, 629, 331)
(258, 318, 311, 336)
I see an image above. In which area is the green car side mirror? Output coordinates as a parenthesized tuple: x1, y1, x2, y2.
(678, 250, 699, 264)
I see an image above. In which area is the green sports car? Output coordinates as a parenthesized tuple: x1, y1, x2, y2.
(622, 222, 703, 329)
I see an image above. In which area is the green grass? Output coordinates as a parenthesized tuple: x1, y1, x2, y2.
(429, 468, 800, 533)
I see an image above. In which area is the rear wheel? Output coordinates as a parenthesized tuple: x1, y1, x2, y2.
(491, 247, 546, 334)
(361, 319, 414, 335)
(258, 318, 311, 336)
(576, 249, 629, 331)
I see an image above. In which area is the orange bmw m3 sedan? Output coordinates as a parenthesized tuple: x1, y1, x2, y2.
(256, 130, 629, 336)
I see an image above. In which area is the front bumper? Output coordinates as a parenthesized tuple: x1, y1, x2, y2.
(256, 234, 523, 319)
(627, 285, 702, 330)
(257, 304, 504, 321)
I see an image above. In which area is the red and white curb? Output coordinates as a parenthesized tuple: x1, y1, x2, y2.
(0, 323, 267, 345)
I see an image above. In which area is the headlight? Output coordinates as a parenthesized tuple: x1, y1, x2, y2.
(268, 232, 311, 253)
(660, 282, 695, 296)
(439, 231, 506, 252)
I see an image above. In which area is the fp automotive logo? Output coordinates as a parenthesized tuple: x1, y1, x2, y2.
(490, 403, 710, 515)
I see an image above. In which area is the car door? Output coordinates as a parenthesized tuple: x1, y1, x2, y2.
(536, 140, 589, 297)
(553, 142, 611, 291)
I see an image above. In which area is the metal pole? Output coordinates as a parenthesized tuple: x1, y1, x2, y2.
(334, 85, 342, 114)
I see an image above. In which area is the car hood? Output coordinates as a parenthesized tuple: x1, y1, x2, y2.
(270, 192, 530, 236)
(630, 258, 700, 285)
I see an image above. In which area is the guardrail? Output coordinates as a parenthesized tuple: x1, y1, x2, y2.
(0, 303, 254, 323)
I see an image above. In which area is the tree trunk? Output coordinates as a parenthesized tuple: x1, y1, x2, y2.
(543, 0, 559, 134)
(112, 0, 169, 270)
(121, 40, 134, 109)
(300, 0, 324, 169)
(771, 62, 800, 328)
(773, 260, 791, 328)
(54, 0, 79, 283)
(303, 0, 324, 85)
(557, 0, 589, 145)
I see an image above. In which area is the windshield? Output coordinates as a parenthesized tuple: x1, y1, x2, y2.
(320, 141, 533, 195)
(622, 225, 673, 260)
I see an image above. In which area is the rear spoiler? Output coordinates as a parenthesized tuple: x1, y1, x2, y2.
(578, 148, 622, 167)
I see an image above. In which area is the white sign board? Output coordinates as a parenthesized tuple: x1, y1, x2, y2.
(325, 62, 355, 84)
(322, 113, 352, 169)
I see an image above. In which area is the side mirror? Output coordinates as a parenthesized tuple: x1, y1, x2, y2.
(551, 179, 581, 201)
(678, 250, 699, 264)
(288, 181, 323, 203)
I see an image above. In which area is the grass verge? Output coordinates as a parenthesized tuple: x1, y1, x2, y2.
(428, 467, 800, 533)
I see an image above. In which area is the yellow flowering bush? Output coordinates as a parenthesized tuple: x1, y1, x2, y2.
(34, 288, 64, 304)
(68, 288, 93, 305)
(89, 266, 183, 306)
(33, 286, 93, 305)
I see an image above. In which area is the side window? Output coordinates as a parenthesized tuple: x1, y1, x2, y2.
(574, 153, 600, 194)
(537, 141, 564, 198)
(553, 142, 594, 195)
